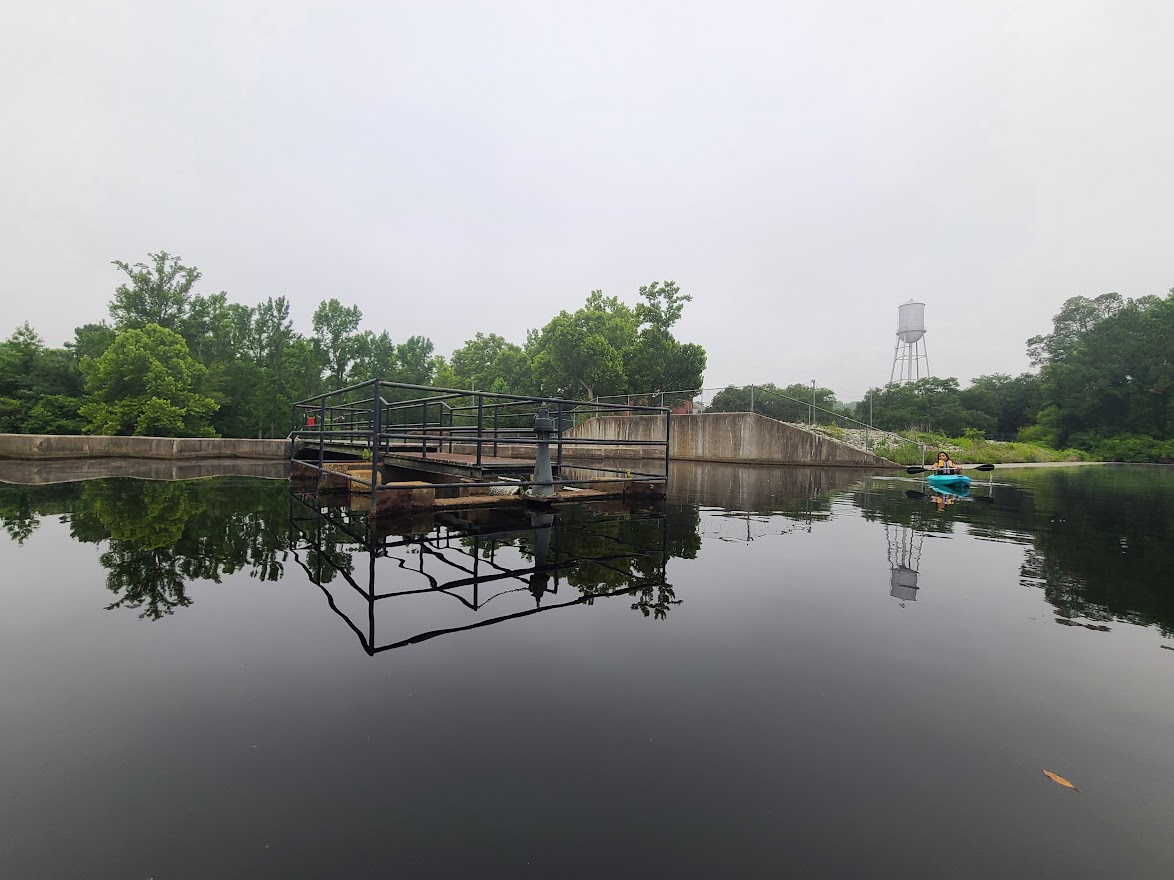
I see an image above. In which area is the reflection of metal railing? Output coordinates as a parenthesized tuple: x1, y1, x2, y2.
(287, 489, 673, 655)
(290, 380, 671, 506)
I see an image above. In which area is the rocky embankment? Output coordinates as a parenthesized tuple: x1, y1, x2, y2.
(785, 424, 908, 457)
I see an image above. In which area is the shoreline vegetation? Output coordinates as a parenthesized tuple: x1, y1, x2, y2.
(870, 435, 1087, 467)
(1, 251, 1171, 463)
(694, 288, 1174, 465)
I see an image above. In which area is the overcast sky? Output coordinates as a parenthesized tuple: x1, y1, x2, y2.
(2, 1, 1171, 400)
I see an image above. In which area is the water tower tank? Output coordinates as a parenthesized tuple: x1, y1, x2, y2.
(897, 300, 926, 343)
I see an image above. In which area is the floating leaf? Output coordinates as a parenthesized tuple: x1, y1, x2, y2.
(1043, 769, 1079, 791)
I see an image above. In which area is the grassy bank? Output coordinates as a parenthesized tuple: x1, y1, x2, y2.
(873, 433, 1087, 467)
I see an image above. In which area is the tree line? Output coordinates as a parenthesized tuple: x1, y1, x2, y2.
(0, 252, 707, 438)
(705, 288, 1173, 461)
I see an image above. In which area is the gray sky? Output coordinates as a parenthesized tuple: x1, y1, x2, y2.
(2, 1, 1171, 400)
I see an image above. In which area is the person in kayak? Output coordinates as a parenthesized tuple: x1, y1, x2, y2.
(933, 452, 958, 474)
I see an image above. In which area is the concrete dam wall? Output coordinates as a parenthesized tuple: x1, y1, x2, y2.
(565, 413, 894, 467)
(0, 434, 291, 461)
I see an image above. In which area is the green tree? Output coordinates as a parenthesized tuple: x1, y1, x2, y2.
(856, 378, 995, 436)
(1027, 293, 1124, 367)
(635, 280, 692, 332)
(441, 332, 534, 393)
(709, 382, 838, 422)
(109, 251, 201, 331)
(623, 328, 707, 405)
(236, 297, 308, 437)
(80, 324, 218, 436)
(68, 322, 118, 361)
(392, 335, 440, 386)
(0, 323, 86, 433)
(180, 291, 248, 366)
(529, 291, 639, 400)
(960, 373, 1041, 436)
(0, 324, 42, 431)
(312, 299, 363, 386)
(23, 395, 86, 434)
(1028, 290, 1173, 450)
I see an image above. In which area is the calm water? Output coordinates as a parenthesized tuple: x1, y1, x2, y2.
(1, 462, 1172, 878)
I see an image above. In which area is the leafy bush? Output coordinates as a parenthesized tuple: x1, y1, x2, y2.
(873, 435, 1084, 466)
(1089, 435, 1174, 463)
(1016, 423, 1059, 448)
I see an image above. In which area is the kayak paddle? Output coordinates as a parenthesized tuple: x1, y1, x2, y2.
(905, 464, 995, 475)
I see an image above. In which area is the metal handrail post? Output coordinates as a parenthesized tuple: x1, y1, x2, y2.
(556, 401, 564, 476)
(476, 395, 484, 466)
(370, 386, 381, 514)
(318, 398, 326, 478)
(664, 409, 672, 481)
(421, 401, 428, 459)
(493, 405, 499, 457)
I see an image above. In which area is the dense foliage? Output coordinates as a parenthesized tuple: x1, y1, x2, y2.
(1026, 292, 1173, 455)
(851, 290, 1173, 461)
(1, 253, 706, 438)
(79, 324, 218, 436)
(854, 375, 1041, 437)
(4, 252, 1169, 459)
(707, 382, 841, 422)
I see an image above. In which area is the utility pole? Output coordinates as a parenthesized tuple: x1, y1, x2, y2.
(866, 389, 873, 449)
(810, 380, 816, 426)
(749, 384, 755, 414)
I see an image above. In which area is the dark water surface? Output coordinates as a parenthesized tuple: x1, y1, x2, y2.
(1, 463, 1172, 878)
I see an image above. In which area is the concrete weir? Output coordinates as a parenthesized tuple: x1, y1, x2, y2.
(565, 413, 895, 467)
(0, 434, 291, 461)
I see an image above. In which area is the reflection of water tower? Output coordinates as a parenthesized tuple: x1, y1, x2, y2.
(890, 300, 930, 383)
(885, 522, 924, 604)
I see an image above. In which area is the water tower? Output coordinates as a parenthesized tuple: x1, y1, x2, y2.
(890, 300, 930, 383)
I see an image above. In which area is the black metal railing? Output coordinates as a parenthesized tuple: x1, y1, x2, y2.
(290, 380, 671, 506)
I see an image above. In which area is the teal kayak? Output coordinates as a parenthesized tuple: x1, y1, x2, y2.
(926, 473, 971, 492)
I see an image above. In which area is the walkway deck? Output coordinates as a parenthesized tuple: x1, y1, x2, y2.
(381, 450, 535, 479)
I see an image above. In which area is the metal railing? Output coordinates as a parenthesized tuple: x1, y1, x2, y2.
(290, 379, 671, 508)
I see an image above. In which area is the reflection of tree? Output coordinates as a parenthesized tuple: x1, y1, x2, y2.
(1019, 549, 1113, 626)
(68, 478, 289, 620)
(0, 491, 37, 545)
(629, 583, 679, 620)
(293, 502, 356, 586)
(855, 468, 1174, 638)
(449, 503, 699, 621)
(0, 483, 80, 546)
(99, 546, 192, 619)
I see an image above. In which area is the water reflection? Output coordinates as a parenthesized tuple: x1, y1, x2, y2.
(885, 522, 923, 604)
(670, 461, 865, 515)
(288, 490, 697, 654)
(850, 465, 1174, 638)
(1, 464, 1171, 641)
(0, 479, 287, 618)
